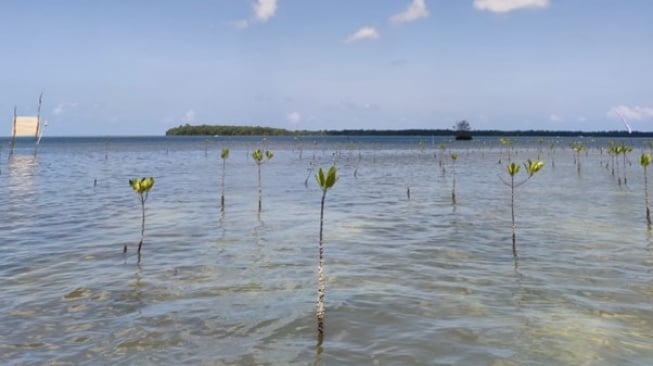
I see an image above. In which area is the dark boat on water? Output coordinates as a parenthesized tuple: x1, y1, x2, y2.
(455, 131, 472, 140)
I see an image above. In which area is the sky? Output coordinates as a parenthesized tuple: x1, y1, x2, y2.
(1, 0, 652, 136)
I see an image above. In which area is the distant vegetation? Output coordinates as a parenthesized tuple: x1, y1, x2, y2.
(165, 123, 653, 138)
(166, 124, 292, 136)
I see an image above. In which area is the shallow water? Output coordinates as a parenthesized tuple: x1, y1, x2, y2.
(1, 135, 652, 365)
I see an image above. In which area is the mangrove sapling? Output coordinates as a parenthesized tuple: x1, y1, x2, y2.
(438, 144, 446, 174)
(305, 160, 316, 187)
(499, 138, 513, 164)
(501, 160, 544, 258)
(451, 153, 458, 205)
(608, 142, 617, 176)
(549, 142, 556, 168)
(613, 143, 624, 185)
(620, 143, 633, 185)
(127, 177, 155, 257)
(571, 142, 584, 175)
(315, 165, 337, 345)
(537, 138, 544, 160)
(252, 148, 274, 214)
(353, 151, 362, 178)
(220, 148, 229, 212)
(641, 153, 652, 229)
(298, 140, 304, 161)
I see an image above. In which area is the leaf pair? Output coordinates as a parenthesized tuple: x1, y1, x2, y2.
(129, 177, 155, 194)
(506, 159, 544, 177)
(641, 153, 651, 167)
(570, 142, 584, 153)
(221, 148, 230, 159)
(252, 149, 274, 163)
(316, 166, 337, 191)
(507, 162, 520, 176)
(525, 159, 544, 176)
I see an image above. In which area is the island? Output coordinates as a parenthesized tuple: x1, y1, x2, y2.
(165, 123, 653, 138)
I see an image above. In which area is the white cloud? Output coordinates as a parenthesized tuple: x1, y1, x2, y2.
(390, 0, 429, 24)
(607, 105, 653, 121)
(233, 0, 278, 29)
(549, 113, 563, 122)
(182, 109, 196, 123)
(473, 0, 550, 13)
(253, 0, 277, 22)
(287, 111, 301, 124)
(345, 27, 380, 43)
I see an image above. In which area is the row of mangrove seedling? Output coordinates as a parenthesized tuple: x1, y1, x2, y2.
(123, 139, 653, 349)
(125, 146, 336, 347)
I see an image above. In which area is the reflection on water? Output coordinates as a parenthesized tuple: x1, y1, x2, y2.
(1, 136, 653, 365)
(8, 154, 38, 197)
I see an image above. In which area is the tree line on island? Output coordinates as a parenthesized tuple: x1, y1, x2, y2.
(165, 122, 653, 138)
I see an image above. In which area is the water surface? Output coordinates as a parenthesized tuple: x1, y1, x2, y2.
(1, 136, 652, 365)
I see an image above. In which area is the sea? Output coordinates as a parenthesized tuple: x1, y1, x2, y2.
(1, 135, 652, 365)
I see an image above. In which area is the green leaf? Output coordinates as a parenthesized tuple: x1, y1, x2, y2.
(252, 149, 263, 162)
(129, 178, 139, 192)
(507, 162, 520, 176)
(316, 166, 338, 191)
(524, 159, 544, 176)
(641, 153, 651, 167)
(140, 177, 154, 192)
(316, 168, 326, 188)
(221, 148, 229, 159)
(325, 166, 337, 189)
(129, 176, 154, 194)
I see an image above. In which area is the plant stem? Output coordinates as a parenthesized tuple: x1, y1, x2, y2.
(623, 153, 628, 185)
(317, 188, 327, 345)
(645, 166, 651, 229)
(452, 160, 457, 205)
(511, 174, 517, 257)
(221, 158, 226, 212)
(138, 193, 145, 255)
(257, 163, 262, 213)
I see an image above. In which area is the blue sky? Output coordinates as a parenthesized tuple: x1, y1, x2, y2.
(1, 0, 652, 136)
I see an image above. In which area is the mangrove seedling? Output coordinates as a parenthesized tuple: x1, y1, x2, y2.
(315, 165, 337, 345)
(549, 142, 556, 168)
(305, 160, 316, 187)
(641, 153, 652, 229)
(620, 143, 632, 185)
(128, 177, 155, 257)
(252, 148, 274, 214)
(502, 160, 543, 258)
(353, 151, 362, 178)
(570, 142, 584, 175)
(537, 138, 544, 160)
(499, 137, 513, 164)
(438, 144, 447, 174)
(220, 148, 229, 212)
(451, 153, 458, 205)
